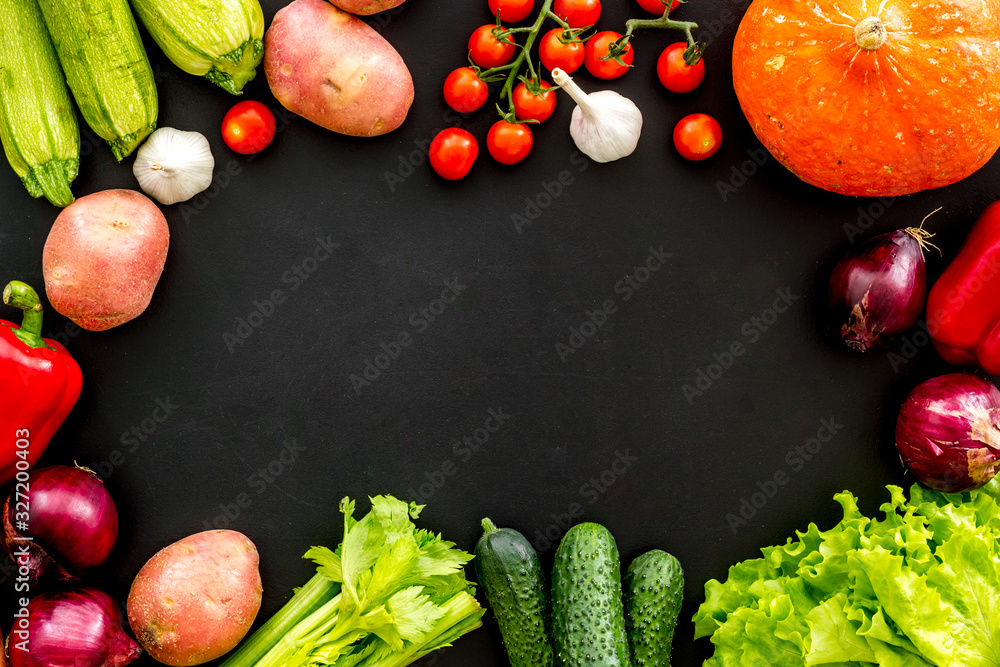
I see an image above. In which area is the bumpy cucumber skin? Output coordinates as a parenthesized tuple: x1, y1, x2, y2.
(624, 550, 684, 666)
(552, 523, 631, 667)
(474, 519, 555, 667)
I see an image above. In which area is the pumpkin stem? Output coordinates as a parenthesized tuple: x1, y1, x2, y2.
(855, 16, 887, 50)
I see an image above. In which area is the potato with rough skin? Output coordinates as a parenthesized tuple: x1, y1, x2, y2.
(42, 189, 168, 332)
(127, 530, 263, 667)
(328, 0, 406, 15)
(264, 0, 414, 137)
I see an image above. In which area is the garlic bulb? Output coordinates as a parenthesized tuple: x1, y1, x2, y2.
(133, 128, 215, 205)
(551, 68, 643, 163)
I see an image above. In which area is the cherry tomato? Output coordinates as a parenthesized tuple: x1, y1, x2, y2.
(552, 0, 600, 28)
(636, 0, 679, 14)
(656, 42, 705, 93)
(469, 24, 516, 68)
(673, 113, 722, 161)
(539, 28, 585, 73)
(487, 121, 533, 164)
(443, 67, 489, 113)
(430, 128, 479, 180)
(512, 80, 556, 123)
(488, 0, 534, 22)
(221, 100, 276, 155)
(585, 31, 633, 79)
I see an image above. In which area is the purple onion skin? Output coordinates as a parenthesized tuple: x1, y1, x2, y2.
(896, 373, 1000, 493)
(2, 466, 118, 585)
(7, 588, 141, 667)
(829, 229, 927, 352)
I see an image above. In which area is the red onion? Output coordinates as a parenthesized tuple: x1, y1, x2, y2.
(7, 588, 141, 667)
(2, 465, 118, 584)
(828, 218, 938, 352)
(896, 373, 1000, 492)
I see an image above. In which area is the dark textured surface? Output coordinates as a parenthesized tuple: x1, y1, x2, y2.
(0, 0, 997, 664)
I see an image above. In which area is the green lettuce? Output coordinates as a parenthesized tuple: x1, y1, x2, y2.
(694, 479, 1000, 666)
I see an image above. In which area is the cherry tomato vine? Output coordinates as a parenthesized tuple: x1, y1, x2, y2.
(431, 0, 709, 178)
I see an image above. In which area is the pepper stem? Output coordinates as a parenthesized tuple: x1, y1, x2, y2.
(3, 282, 50, 349)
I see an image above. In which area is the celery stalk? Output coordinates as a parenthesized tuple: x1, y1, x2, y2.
(221, 496, 484, 667)
(218, 574, 339, 667)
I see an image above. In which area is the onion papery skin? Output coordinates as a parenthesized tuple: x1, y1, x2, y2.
(829, 230, 926, 352)
(7, 588, 142, 667)
(896, 373, 1000, 492)
(2, 465, 118, 584)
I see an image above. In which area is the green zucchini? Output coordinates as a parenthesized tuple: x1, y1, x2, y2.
(37, 0, 157, 161)
(474, 518, 555, 667)
(624, 550, 684, 666)
(552, 522, 631, 667)
(0, 0, 79, 206)
(129, 0, 264, 94)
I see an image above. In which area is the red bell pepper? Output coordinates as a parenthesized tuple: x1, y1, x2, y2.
(0, 281, 81, 485)
(927, 201, 1000, 374)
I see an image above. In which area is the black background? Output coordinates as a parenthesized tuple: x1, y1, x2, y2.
(1, 0, 995, 663)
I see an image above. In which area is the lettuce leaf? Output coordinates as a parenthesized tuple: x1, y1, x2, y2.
(694, 479, 1000, 666)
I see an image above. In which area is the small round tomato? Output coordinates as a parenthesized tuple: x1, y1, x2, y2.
(487, 121, 533, 164)
(221, 100, 276, 155)
(512, 80, 556, 123)
(657, 42, 705, 93)
(488, 0, 534, 22)
(430, 128, 479, 180)
(673, 113, 722, 161)
(552, 0, 600, 28)
(443, 67, 489, 113)
(469, 24, 516, 69)
(539, 28, 585, 73)
(636, 0, 679, 14)
(585, 31, 633, 79)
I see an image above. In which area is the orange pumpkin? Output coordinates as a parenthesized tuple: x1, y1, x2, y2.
(732, 0, 1000, 197)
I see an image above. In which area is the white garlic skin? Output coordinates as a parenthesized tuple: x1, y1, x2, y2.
(133, 127, 215, 205)
(552, 68, 643, 163)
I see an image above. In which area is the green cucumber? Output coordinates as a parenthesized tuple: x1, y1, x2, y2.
(474, 518, 555, 667)
(624, 550, 684, 666)
(552, 522, 631, 667)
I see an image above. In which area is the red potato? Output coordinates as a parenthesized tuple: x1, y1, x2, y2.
(127, 530, 262, 667)
(42, 189, 168, 332)
(264, 0, 414, 137)
(327, 0, 406, 14)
